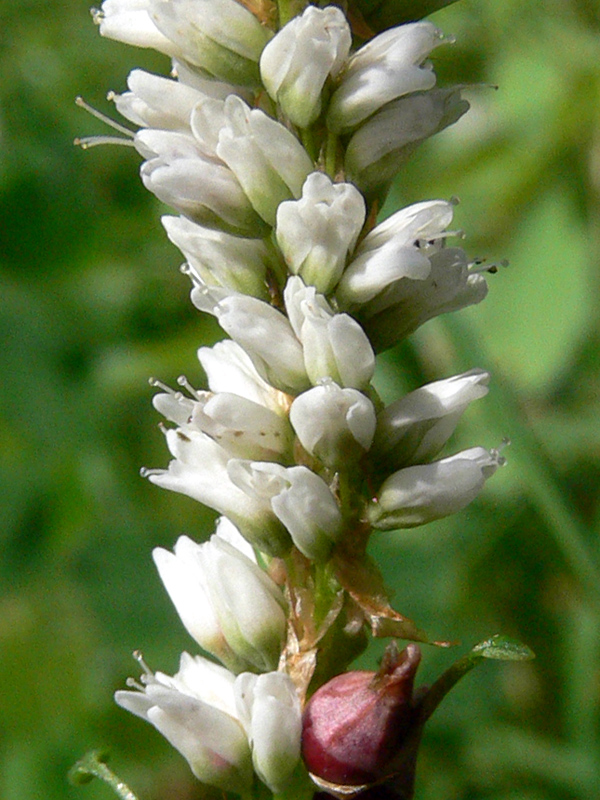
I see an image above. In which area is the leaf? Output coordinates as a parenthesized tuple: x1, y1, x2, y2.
(472, 634, 536, 662)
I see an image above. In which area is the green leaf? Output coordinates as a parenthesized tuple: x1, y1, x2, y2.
(472, 634, 536, 662)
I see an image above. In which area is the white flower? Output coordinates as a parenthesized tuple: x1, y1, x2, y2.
(290, 380, 376, 468)
(94, 0, 178, 55)
(135, 129, 267, 236)
(260, 5, 351, 128)
(152, 0, 271, 85)
(358, 246, 489, 351)
(197, 339, 290, 416)
(152, 519, 288, 672)
(284, 276, 375, 390)
(146, 427, 291, 555)
(345, 87, 470, 197)
(276, 173, 366, 294)
(368, 446, 504, 530)
(115, 652, 253, 795)
(373, 369, 490, 469)
(235, 672, 303, 792)
(227, 461, 343, 561)
(162, 214, 284, 299)
(110, 68, 231, 131)
(327, 21, 446, 132)
(336, 200, 455, 307)
(205, 294, 309, 393)
(216, 95, 314, 225)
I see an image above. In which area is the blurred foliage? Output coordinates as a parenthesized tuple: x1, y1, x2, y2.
(1, 1, 600, 799)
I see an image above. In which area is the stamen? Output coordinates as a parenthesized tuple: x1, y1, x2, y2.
(75, 96, 135, 137)
(140, 466, 165, 478)
(74, 135, 136, 150)
(133, 650, 154, 680)
(469, 257, 509, 275)
(177, 375, 202, 399)
(90, 7, 104, 25)
(126, 677, 145, 691)
(490, 437, 511, 467)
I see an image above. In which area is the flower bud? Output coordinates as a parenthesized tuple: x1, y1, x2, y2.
(162, 214, 283, 299)
(327, 22, 445, 133)
(290, 380, 376, 468)
(235, 671, 303, 792)
(136, 129, 267, 237)
(373, 369, 490, 469)
(335, 200, 454, 308)
(302, 644, 422, 786)
(345, 87, 470, 199)
(227, 460, 343, 561)
(94, 0, 178, 55)
(111, 69, 210, 131)
(153, 520, 288, 673)
(260, 5, 351, 128)
(284, 277, 375, 390)
(210, 294, 310, 393)
(115, 652, 253, 795)
(216, 95, 314, 225)
(276, 173, 366, 294)
(368, 446, 504, 530)
(151, 0, 272, 87)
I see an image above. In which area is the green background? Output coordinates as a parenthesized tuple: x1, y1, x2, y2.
(1, 1, 600, 798)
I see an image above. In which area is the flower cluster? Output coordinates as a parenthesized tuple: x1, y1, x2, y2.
(88, 1, 504, 797)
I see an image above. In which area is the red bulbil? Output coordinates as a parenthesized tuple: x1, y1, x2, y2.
(301, 644, 422, 787)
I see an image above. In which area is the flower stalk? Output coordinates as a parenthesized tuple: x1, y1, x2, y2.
(77, 0, 533, 797)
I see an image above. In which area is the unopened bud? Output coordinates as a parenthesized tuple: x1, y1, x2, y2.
(302, 644, 422, 787)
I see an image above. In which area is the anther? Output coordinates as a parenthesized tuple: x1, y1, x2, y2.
(177, 375, 201, 399)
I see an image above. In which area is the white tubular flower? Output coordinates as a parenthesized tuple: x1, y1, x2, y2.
(147, 428, 291, 555)
(216, 95, 314, 226)
(360, 247, 489, 352)
(135, 129, 267, 237)
(208, 295, 310, 393)
(260, 5, 351, 128)
(373, 369, 490, 469)
(227, 461, 343, 562)
(94, 0, 178, 55)
(284, 276, 375, 390)
(110, 69, 229, 131)
(235, 672, 303, 793)
(152, 523, 288, 673)
(336, 200, 455, 307)
(198, 339, 290, 417)
(327, 22, 446, 133)
(115, 652, 253, 795)
(162, 215, 283, 299)
(290, 380, 376, 468)
(345, 87, 470, 197)
(153, 380, 293, 462)
(275, 173, 366, 294)
(151, 0, 272, 87)
(368, 446, 505, 530)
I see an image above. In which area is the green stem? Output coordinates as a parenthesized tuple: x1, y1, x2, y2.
(68, 751, 139, 800)
(324, 130, 339, 179)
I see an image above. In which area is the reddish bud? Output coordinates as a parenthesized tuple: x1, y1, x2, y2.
(301, 644, 422, 789)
